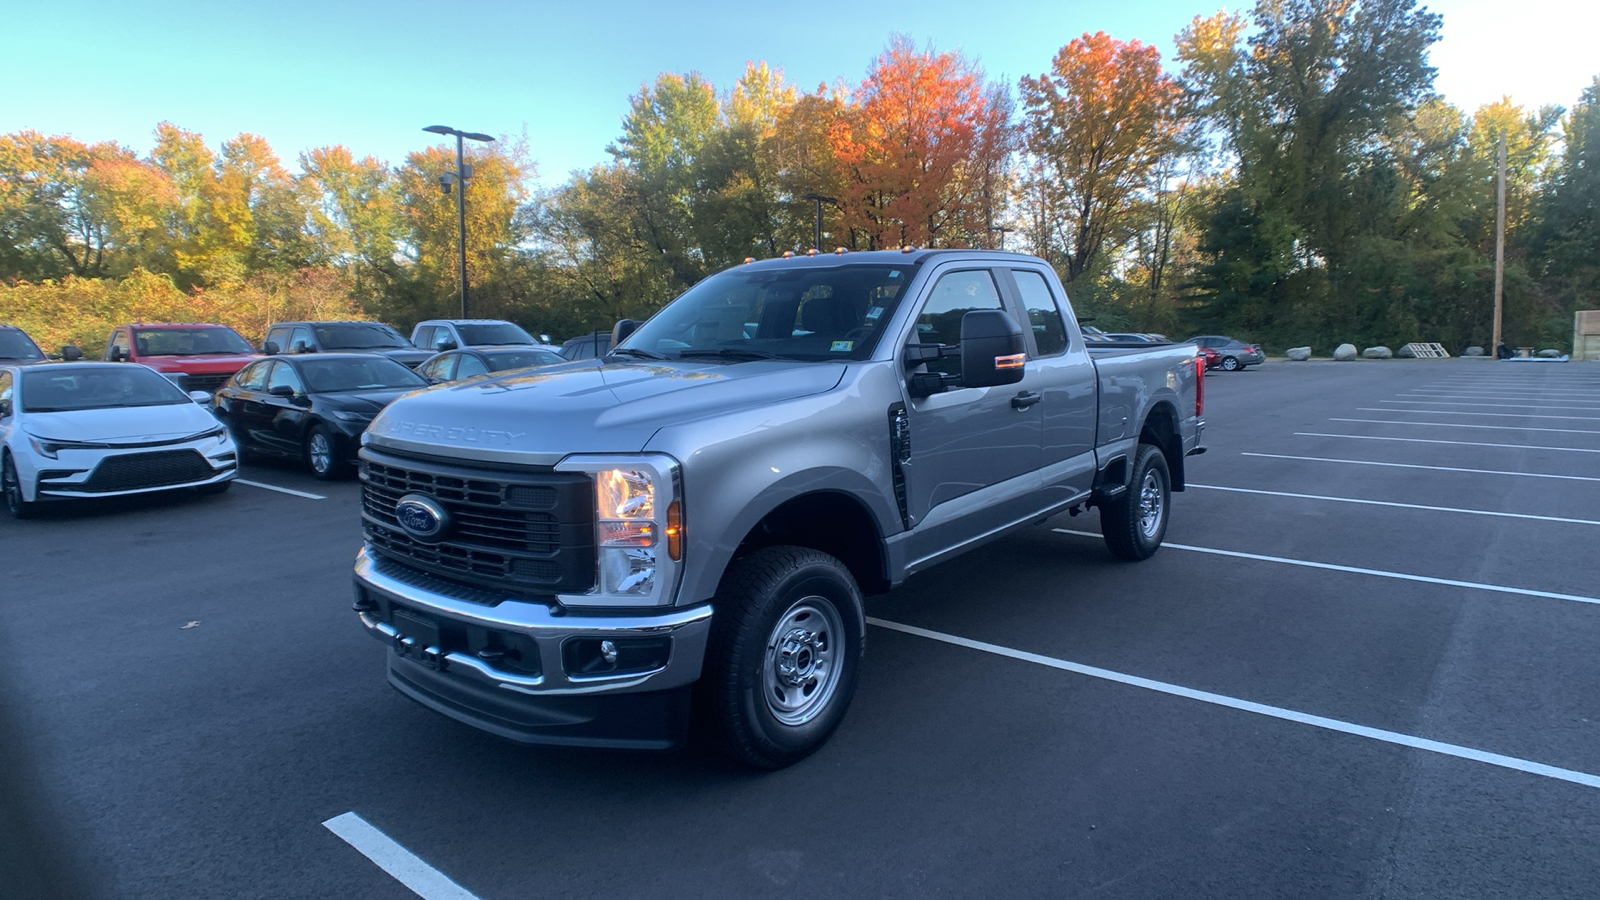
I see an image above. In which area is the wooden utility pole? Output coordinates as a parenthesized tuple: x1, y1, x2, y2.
(1492, 130, 1506, 355)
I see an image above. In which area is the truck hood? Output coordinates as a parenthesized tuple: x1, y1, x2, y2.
(366, 359, 846, 462)
(23, 402, 221, 443)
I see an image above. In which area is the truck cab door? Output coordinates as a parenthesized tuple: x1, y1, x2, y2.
(898, 268, 1045, 568)
(1003, 267, 1098, 503)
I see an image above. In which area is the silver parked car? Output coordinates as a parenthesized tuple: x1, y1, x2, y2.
(1184, 335, 1264, 370)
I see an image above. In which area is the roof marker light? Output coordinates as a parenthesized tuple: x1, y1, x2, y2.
(782, 251, 794, 258)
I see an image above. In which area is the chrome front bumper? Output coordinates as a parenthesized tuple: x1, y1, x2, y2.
(352, 547, 713, 697)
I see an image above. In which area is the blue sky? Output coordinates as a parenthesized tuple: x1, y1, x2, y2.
(2, 0, 1595, 187)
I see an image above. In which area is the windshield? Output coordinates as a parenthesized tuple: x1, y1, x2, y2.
(483, 349, 564, 371)
(312, 323, 412, 350)
(21, 366, 188, 412)
(456, 323, 535, 345)
(619, 263, 918, 362)
(135, 326, 254, 356)
(0, 329, 45, 360)
(298, 357, 427, 393)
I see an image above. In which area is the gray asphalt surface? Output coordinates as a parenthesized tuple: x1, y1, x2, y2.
(3, 359, 1598, 898)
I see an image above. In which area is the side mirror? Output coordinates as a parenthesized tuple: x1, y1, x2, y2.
(262, 341, 280, 355)
(268, 384, 297, 398)
(958, 310, 1027, 389)
(291, 341, 312, 353)
(612, 319, 640, 345)
(61, 345, 83, 361)
(539, 334, 552, 343)
(188, 390, 211, 403)
(109, 346, 127, 362)
(437, 340, 458, 352)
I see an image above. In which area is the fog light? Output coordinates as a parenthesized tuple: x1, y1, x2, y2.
(600, 640, 619, 664)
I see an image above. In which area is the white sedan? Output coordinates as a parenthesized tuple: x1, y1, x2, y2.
(1, 362, 238, 519)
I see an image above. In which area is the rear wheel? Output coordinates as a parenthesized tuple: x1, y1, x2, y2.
(1099, 444, 1170, 561)
(3, 453, 37, 520)
(1220, 356, 1239, 371)
(305, 425, 342, 480)
(699, 546, 864, 769)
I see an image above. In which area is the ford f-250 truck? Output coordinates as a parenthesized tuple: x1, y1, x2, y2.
(350, 250, 1205, 768)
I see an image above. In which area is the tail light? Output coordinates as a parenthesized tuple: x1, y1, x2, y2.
(1195, 356, 1205, 418)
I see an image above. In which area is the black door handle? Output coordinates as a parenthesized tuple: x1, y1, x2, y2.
(1011, 391, 1042, 410)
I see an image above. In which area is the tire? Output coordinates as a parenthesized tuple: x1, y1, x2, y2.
(699, 546, 865, 769)
(3, 453, 36, 520)
(1100, 443, 1170, 561)
(1220, 356, 1239, 371)
(304, 425, 343, 480)
(195, 480, 232, 496)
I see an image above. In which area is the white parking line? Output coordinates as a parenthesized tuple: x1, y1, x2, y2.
(323, 812, 479, 900)
(1295, 432, 1600, 453)
(1356, 408, 1600, 421)
(1407, 385, 1600, 393)
(1382, 399, 1600, 411)
(867, 618, 1600, 791)
(235, 479, 327, 500)
(1188, 483, 1600, 526)
(1331, 417, 1600, 436)
(1396, 393, 1600, 403)
(1241, 452, 1600, 483)
(1050, 528, 1600, 607)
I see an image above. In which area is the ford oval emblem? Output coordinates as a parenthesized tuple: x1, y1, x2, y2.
(395, 493, 450, 542)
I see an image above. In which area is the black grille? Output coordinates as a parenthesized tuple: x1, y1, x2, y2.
(182, 373, 233, 394)
(360, 449, 595, 599)
(78, 450, 216, 492)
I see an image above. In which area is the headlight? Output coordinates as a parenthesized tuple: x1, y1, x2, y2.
(331, 410, 374, 423)
(196, 425, 227, 443)
(28, 436, 63, 459)
(555, 454, 683, 607)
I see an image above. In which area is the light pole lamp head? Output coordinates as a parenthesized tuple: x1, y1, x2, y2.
(423, 125, 455, 136)
(439, 172, 456, 195)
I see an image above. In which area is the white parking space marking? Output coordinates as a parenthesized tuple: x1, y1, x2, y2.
(1295, 432, 1600, 454)
(1188, 483, 1600, 526)
(1356, 408, 1600, 421)
(1051, 528, 1600, 607)
(1331, 418, 1600, 436)
(1241, 452, 1600, 483)
(323, 812, 479, 900)
(1396, 393, 1600, 405)
(1383, 399, 1600, 412)
(1408, 389, 1599, 397)
(868, 618, 1600, 791)
(234, 479, 326, 500)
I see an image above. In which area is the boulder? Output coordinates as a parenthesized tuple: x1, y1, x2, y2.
(1395, 345, 1417, 358)
(1285, 346, 1312, 361)
(1362, 346, 1393, 359)
(1333, 343, 1358, 360)
(1538, 348, 1562, 358)
(1463, 345, 1484, 357)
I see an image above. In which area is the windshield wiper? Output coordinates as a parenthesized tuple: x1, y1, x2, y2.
(677, 348, 779, 362)
(607, 347, 666, 361)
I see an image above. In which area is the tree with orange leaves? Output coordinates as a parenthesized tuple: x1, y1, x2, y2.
(1019, 32, 1186, 283)
(830, 37, 1013, 250)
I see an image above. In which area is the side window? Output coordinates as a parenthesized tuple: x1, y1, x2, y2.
(236, 361, 270, 391)
(107, 329, 129, 361)
(433, 327, 456, 350)
(289, 327, 314, 352)
(267, 361, 303, 395)
(413, 326, 435, 349)
(455, 354, 489, 379)
(421, 355, 456, 382)
(914, 269, 1005, 376)
(265, 327, 290, 351)
(1011, 270, 1070, 357)
(0, 371, 12, 417)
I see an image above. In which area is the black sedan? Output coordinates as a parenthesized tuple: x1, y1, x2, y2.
(212, 353, 427, 478)
(415, 345, 566, 384)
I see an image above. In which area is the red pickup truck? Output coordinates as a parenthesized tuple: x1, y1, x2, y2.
(103, 323, 260, 394)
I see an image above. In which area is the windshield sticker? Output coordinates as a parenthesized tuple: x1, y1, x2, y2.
(830, 340, 854, 352)
(889, 270, 900, 279)
(865, 306, 884, 321)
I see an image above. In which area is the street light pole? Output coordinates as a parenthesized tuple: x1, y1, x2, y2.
(799, 192, 836, 251)
(988, 225, 1014, 251)
(423, 125, 495, 318)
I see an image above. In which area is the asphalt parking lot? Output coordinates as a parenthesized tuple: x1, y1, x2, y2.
(4, 358, 1599, 898)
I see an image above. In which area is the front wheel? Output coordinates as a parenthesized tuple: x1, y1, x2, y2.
(700, 546, 865, 769)
(304, 425, 343, 480)
(3, 453, 37, 520)
(1099, 443, 1171, 561)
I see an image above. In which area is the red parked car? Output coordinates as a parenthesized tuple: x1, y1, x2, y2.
(1197, 345, 1221, 371)
(102, 323, 261, 394)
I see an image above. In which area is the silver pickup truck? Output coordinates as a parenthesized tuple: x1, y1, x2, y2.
(350, 250, 1204, 767)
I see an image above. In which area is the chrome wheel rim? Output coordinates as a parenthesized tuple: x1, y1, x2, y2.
(309, 433, 332, 473)
(763, 597, 846, 726)
(1138, 469, 1165, 538)
(1221, 357, 1238, 370)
